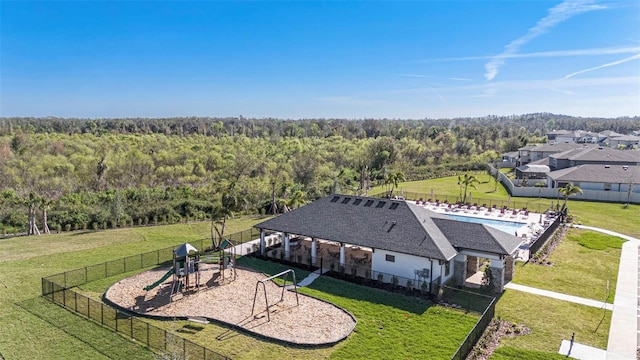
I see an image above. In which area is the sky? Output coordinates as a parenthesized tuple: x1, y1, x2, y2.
(1, 0, 639, 119)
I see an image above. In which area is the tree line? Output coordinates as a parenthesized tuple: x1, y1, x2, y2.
(0, 115, 637, 235)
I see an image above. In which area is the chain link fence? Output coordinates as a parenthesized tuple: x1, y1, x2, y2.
(40, 233, 257, 359)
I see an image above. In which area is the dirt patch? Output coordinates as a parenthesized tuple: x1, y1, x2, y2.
(104, 266, 356, 345)
(466, 319, 531, 360)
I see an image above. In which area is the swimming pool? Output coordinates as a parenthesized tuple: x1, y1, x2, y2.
(444, 214, 526, 235)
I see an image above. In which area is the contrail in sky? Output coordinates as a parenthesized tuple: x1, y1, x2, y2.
(562, 54, 640, 79)
(484, 0, 605, 80)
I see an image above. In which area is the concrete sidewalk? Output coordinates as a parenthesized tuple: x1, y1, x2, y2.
(558, 339, 607, 360)
(504, 282, 613, 310)
(573, 225, 639, 360)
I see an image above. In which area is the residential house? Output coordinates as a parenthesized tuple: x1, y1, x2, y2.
(547, 164, 640, 195)
(517, 143, 589, 167)
(608, 135, 640, 150)
(548, 146, 640, 171)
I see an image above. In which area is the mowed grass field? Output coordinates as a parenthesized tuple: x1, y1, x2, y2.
(0, 217, 478, 360)
(513, 229, 623, 302)
(370, 175, 633, 358)
(1, 173, 636, 359)
(0, 218, 263, 360)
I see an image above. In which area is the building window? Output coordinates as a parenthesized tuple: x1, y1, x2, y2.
(604, 183, 611, 191)
(444, 261, 450, 277)
(385, 254, 395, 262)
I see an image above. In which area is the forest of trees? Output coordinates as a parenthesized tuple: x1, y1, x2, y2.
(0, 114, 638, 234)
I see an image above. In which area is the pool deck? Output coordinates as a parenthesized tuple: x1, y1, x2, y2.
(411, 200, 556, 261)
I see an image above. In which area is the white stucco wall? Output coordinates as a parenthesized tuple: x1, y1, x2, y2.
(372, 249, 439, 282)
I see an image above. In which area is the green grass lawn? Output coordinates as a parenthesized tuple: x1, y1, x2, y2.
(513, 228, 623, 302)
(72, 256, 478, 360)
(495, 290, 611, 354)
(302, 277, 478, 359)
(0, 218, 265, 360)
(1, 177, 635, 359)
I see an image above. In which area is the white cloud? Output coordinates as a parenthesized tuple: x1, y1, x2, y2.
(562, 54, 640, 79)
(484, 0, 606, 80)
(420, 46, 640, 62)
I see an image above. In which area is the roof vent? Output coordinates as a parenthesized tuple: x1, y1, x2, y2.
(623, 166, 629, 170)
(341, 197, 351, 204)
(604, 165, 610, 168)
(330, 196, 340, 203)
(353, 199, 362, 205)
(376, 201, 386, 208)
(389, 203, 399, 210)
(364, 200, 374, 207)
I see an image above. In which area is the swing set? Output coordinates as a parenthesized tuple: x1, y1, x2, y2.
(250, 269, 299, 322)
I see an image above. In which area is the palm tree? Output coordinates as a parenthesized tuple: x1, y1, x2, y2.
(385, 172, 406, 197)
(278, 189, 307, 213)
(458, 173, 480, 204)
(558, 183, 583, 209)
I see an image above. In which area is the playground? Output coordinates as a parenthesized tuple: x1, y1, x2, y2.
(104, 243, 356, 345)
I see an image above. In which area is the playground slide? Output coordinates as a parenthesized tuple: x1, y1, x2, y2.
(143, 268, 174, 291)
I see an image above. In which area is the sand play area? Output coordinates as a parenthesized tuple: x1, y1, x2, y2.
(104, 266, 356, 345)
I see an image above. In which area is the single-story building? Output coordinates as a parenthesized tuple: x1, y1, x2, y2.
(254, 195, 523, 292)
(547, 164, 640, 193)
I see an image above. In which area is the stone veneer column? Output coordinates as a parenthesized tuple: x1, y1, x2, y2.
(504, 256, 514, 283)
(490, 267, 505, 293)
(466, 256, 479, 275)
(453, 260, 466, 286)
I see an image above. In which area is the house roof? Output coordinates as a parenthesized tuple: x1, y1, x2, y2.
(609, 135, 640, 142)
(255, 195, 522, 260)
(502, 151, 519, 158)
(528, 157, 551, 166)
(599, 130, 622, 137)
(547, 164, 640, 184)
(432, 219, 523, 255)
(549, 146, 640, 163)
(547, 130, 572, 135)
(516, 164, 550, 173)
(526, 143, 590, 153)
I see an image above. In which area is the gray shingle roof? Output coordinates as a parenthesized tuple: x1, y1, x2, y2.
(255, 195, 521, 260)
(432, 218, 523, 255)
(548, 164, 640, 184)
(550, 146, 640, 163)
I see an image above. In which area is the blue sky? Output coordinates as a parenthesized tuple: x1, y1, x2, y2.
(1, 0, 639, 119)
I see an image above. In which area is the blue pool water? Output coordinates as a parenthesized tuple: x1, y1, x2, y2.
(444, 214, 525, 235)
